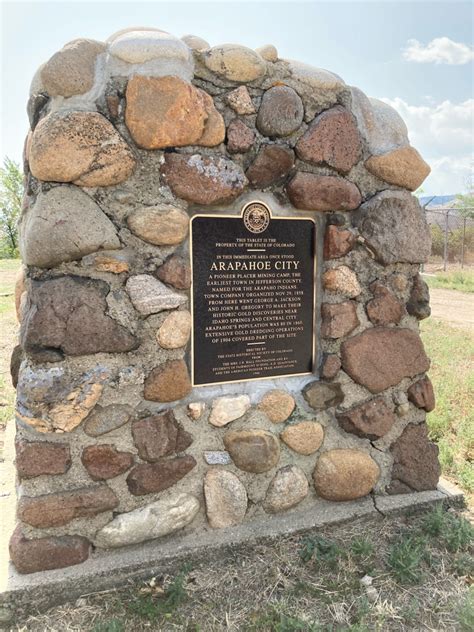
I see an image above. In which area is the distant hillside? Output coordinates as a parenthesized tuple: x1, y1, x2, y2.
(419, 195, 456, 208)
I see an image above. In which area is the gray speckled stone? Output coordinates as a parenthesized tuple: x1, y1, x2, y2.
(203, 451, 232, 465)
(20, 186, 120, 268)
(83, 404, 134, 437)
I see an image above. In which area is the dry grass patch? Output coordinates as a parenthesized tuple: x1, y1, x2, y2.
(12, 507, 473, 632)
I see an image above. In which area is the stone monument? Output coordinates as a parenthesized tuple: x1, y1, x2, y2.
(9, 27, 439, 576)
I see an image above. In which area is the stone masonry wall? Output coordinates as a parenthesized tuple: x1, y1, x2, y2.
(10, 27, 440, 575)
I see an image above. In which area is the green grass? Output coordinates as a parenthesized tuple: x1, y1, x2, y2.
(424, 269, 474, 293)
(387, 535, 428, 584)
(421, 318, 474, 494)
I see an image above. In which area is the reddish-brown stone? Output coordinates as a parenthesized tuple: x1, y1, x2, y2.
(388, 423, 441, 494)
(226, 119, 255, 153)
(323, 225, 356, 259)
(81, 445, 134, 481)
(366, 283, 404, 326)
(341, 328, 430, 394)
(246, 145, 295, 188)
(408, 377, 435, 412)
(321, 354, 341, 380)
(15, 440, 71, 479)
(286, 173, 361, 211)
(156, 255, 191, 290)
(337, 398, 396, 440)
(160, 153, 247, 206)
(18, 485, 118, 528)
(296, 106, 361, 173)
(20, 276, 138, 357)
(9, 526, 90, 575)
(126, 456, 196, 496)
(132, 410, 193, 461)
(321, 301, 359, 339)
(144, 359, 192, 402)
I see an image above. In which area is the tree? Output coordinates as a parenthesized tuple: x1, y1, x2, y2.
(0, 157, 23, 258)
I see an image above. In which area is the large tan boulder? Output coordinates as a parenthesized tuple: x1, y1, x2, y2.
(365, 146, 430, 191)
(313, 449, 379, 501)
(41, 38, 105, 97)
(29, 111, 135, 186)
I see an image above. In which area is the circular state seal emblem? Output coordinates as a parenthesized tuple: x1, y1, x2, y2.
(242, 202, 271, 234)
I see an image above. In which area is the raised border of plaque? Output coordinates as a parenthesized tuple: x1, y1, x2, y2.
(190, 202, 317, 387)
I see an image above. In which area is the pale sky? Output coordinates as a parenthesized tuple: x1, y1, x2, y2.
(1, 0, 473, 195)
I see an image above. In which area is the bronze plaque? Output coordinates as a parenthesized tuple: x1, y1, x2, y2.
(190, 203, 316, 386)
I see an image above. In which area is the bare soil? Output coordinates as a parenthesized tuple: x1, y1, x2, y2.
(429, 288, 474, 330)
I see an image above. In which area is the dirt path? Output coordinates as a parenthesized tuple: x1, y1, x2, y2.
(429, 288, 474, 330)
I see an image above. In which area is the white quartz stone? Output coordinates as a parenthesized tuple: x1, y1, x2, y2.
(126, 275, 187, 315)
(286, 60, 345, 91)
(95, 494, 200, 548)
(209, 395, 251, 427)
(350, 87, 409, 154)
(109, 30, 192, 65)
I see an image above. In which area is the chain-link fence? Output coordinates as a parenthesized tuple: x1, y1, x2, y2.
(423, 205, 474, 271)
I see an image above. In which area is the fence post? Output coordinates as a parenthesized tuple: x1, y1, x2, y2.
(461, 217, 466, 269)
(443, 209, 450, 271)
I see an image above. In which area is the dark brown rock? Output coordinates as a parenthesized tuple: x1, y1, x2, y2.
(226, 119, 255, 153)
(81, 445, 134, 481)
(303, 381, 344, 411)
(20, 276, 138, 357)
(144, 360, 192, 402)
(366, 283, 404, 326)
(341, 328, 430, 394)
(256, 86, 304, 137)
(161, 153, 247, 206)
(287, 173, 361, 211)
(337, 398, 396, 440)
(406, 274, 431, 320)
(9, 526, 90, 574)
(10, 344, 23, 388)
(106, 94, 121, 120)
(296, 106, 361, 173)
(18, 485, 119, 528)
(323, 225, 356, 259)
(156, 255, 191, 290)
(408, 377, 435, 412)
(321, 354, 341, 380)
(126, 456, 196, 496)
(246, 145, 295, 188)
(15, 439, 71, 479)
(223, 429, 280, 473)
(132, 410, 193, 461)
(27, 93, 49, 130)
(321, 301, 359, 338)
(388, 423, 441, 493)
